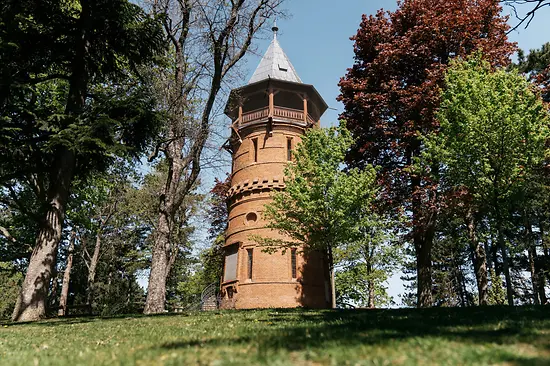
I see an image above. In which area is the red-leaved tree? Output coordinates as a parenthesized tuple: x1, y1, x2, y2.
(338, 0, 515, 307)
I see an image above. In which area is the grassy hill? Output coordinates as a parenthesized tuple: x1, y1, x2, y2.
(1, 306, 549, 365)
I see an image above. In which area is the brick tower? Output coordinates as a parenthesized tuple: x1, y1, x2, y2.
(220, 26, 329, 309)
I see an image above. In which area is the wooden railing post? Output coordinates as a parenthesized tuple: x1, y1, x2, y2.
(269, 88, 274, 117)
(303, 97, 308, 123)
(238, 105, 243, 126)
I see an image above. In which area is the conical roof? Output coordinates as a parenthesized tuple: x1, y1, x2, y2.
(248, 28, 302, 84)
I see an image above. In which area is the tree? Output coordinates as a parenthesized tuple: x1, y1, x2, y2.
(338, 0, 515, 307)
(516, 42, 550, 103)
(255, 125, 379, 308)
(1, 0, 165, 321)
(514, 43, 550, 304)
(422, 55, 550, 305)
(335, 213, 401, 308)
(143, 0, 284, 314)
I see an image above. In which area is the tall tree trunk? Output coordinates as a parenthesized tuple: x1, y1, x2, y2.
(485, 238, 493, 276)
(414, 216, 435, 308)
(366, 258, 375, 308)
(144, 146, 183, 314)
(58, 231, 76, 316)
(327, 245, 336, 309)
(528, 244, 540, 305)
(538, 219, 548, 304)
(525, 219, 540, 305)
(411, 172, 435, 308)
(144, 217, 171, 314)
(415, 236, 433, 308)
(11, 147, 75, 321)
(367, 280, 375, 309)
(48, 271, 60, 312)
(466, 209, 488, 305)
(496, 215, 514, 306)
(11, 0, 89, 322)
(86, 232, 102, 308)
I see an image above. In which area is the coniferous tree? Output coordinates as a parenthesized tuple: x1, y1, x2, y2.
(1, 0, 165, 321)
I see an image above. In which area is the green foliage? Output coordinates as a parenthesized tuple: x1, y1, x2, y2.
(0, 0, 166, 181)
(424, 54, 550, 207)
(516, 42, 550, 75)
(487, 269, 507, 305)
(255, 124, 401, 307)
(256, 124, 378, 255)
(335, 214, 401, 308)
(420, 54, 550, 305)
(0, 262, 23, 318)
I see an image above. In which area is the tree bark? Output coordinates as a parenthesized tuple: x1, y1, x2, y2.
(11, 147, 75, 321)
(466, 208, 488, 305)
(367, 279, 375, 309)
(327, 245, 336, 309)
(144, 212, 172, 314)
(411, 171, 435, 308)
(538, 219, 548, 304)
(86, 232, 102, 308)
(525, 219, 540, 305)
(415, 226, 434, 307)
(496, 215, 514, 306)
(527, 244, 540, 305)
(144, 140, 184, 314)
(58, 231, 76, 316)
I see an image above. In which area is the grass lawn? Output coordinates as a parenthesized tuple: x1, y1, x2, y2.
(1, 306, 549, 365)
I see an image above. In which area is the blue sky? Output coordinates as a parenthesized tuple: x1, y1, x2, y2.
(241, 0, 550, 128)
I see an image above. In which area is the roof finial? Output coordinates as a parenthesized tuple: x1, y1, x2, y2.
(272, 19, 279, 40)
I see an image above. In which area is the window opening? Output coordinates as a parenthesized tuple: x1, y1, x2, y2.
(291, 248, 297, 279)
(247, 249, 253, 280)
(287, 137, 293, 161)
(252, 138, 258, 162)
(246, 212, 258, 224)
(223, 245, 238, 282)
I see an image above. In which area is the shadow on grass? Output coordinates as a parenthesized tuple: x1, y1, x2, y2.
(158, 306, 550, 365)
(0, 310, 197, 327)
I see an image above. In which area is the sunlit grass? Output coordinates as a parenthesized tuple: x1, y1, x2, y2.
(1, 306, 549, 365)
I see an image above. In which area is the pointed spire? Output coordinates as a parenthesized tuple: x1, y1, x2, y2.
(248, 23, 302, 84)
(272, 20, 279, 40)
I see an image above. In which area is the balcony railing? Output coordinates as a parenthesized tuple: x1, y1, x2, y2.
(240, 106, 316, 125)
(241, 107, 269, 123)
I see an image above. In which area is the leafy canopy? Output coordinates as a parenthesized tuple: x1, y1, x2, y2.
(256, 124, 378, 253)
(423, 54, 550, 208)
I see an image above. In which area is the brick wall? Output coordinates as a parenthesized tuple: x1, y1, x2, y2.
(221, 119, 330, 310)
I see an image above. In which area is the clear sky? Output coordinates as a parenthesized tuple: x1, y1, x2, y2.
(241, 0, 550, 128)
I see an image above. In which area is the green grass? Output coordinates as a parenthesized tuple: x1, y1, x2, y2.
(1, 306, 550, 365)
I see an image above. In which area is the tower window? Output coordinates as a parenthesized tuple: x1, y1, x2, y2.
(291, 248, 297, 279)
(246, 212, 258, 224)
(247, 249, 253, 280)
(223, 245, 239, 282)
(287, 137, 293, 161)
(252, 138, 258, 162)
